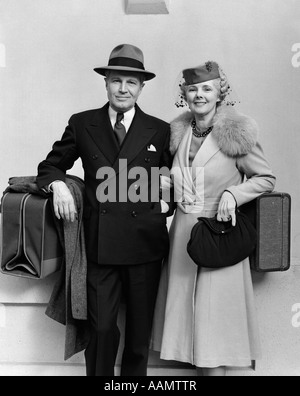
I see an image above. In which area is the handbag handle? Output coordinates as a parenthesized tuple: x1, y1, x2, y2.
(197, 215, 234, 235)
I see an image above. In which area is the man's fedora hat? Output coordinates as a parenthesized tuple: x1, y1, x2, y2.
(94, 44, 156, 81)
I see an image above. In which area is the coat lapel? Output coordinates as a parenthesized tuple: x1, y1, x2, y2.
(86, 103, 120, 165)
(86, 104, 158, 175)
(172, 129, 195, 198)
(191, 133, 220, 184)
(172, 128, 205, 211)
(112, 105, 158, 174)
(193, 131, 221, 169)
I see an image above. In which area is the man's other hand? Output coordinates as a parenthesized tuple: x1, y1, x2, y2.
(51, 181, 77, 222)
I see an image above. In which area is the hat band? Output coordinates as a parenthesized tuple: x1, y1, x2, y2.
(108, 57, 145, 71)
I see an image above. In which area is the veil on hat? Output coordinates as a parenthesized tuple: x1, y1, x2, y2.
(174, 62, 241, 109)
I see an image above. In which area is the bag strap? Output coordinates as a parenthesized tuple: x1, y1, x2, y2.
(197, 216, 233, 234)
(1, 193, 30, 271)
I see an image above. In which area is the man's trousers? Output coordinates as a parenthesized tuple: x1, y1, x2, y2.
(84, 260, 162, 376)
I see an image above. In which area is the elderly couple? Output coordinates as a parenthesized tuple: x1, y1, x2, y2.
(37, 44, 276, 377)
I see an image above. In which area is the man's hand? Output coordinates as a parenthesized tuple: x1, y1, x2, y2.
(217, 191, 237, 226)
(51, 181, 77, 222)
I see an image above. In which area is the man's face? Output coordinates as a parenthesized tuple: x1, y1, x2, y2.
(105, 71, 145, 113)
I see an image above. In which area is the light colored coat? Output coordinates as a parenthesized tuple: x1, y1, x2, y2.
(151, 106, 276, 368)
(169, 106, 276, 212)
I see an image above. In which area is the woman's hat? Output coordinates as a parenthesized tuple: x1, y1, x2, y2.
(94, 44, 156, 81)
(183, 61, 220, 85)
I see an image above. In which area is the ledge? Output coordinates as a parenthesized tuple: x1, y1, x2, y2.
(125, 0, 170, 15)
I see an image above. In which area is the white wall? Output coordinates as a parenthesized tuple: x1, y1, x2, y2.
(0, 0, 300, 376)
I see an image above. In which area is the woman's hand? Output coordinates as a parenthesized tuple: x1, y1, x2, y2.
(51, 181, 77, 222)
(217, 191, 237, 226)
(160, 175, 173, 191)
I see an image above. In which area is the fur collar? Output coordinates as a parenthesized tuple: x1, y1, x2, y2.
(170, 106, 259, 157)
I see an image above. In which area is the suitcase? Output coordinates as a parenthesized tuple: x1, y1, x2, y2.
(0, 192, 63, 279)
(240, 192, 291, 272)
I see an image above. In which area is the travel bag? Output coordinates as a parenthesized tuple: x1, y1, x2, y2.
(0, 192, 63, 279)
(240, 192, 291, 272)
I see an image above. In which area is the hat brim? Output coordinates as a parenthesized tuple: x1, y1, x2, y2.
(94, 66, 156, 81)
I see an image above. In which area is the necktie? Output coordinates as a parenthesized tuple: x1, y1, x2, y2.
(114, 112, 126, 146)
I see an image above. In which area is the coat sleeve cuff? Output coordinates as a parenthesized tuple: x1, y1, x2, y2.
(224, 189, 238, 207)
(224, 187, 241, 207)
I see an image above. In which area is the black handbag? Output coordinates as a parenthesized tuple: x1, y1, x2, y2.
(187, 211, 257, 269)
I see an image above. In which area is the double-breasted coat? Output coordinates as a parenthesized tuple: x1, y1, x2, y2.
(37, 103, 173, 266)
(151, 106, 276, 368)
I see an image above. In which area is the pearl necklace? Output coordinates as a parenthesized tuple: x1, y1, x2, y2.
(191, 119, 214, 138)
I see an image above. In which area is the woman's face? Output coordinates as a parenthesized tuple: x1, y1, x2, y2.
(185, 80, 220, 117)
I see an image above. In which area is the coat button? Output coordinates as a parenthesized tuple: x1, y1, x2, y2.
(144, 158, 150, 163)
(131, 211, 138, 218)
(101, 209, 107, 215)
(92, 155, 98, 160)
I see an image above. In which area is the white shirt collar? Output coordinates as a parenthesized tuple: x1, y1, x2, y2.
(108, 106, 136, 133)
